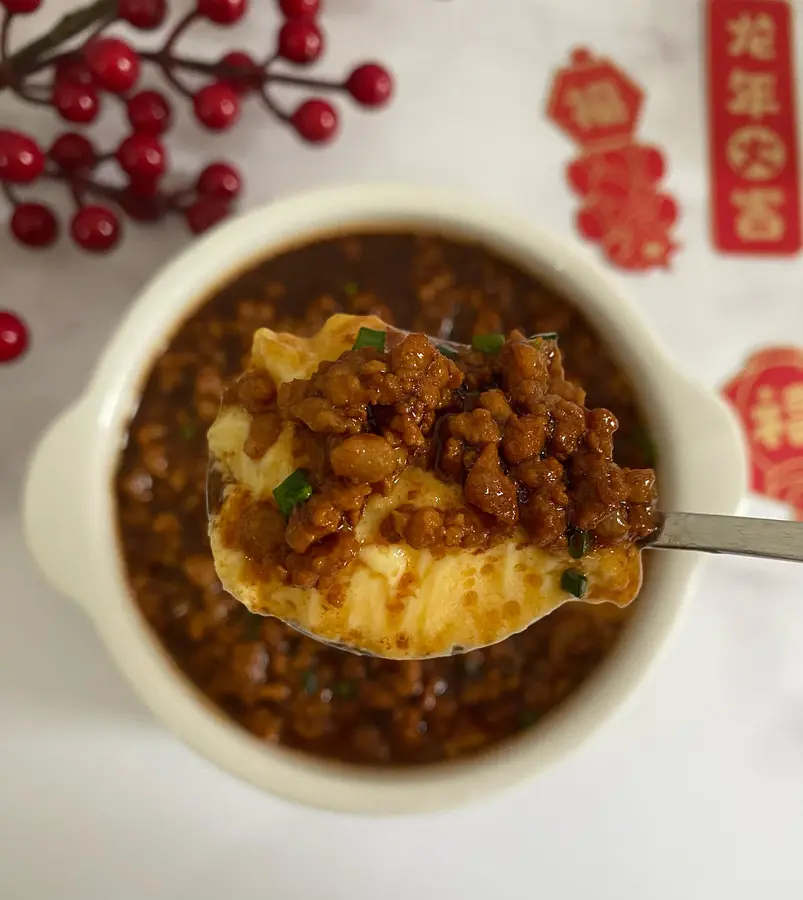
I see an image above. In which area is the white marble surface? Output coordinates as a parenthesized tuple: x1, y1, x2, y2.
(3, 0, 803, 897)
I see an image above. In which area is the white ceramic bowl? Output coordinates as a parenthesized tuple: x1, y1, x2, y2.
(23, 184, 746, 814)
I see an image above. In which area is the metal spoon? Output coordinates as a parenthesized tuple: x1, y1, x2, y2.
(205, 328, 803, 657)
(649, 512, 803, 563)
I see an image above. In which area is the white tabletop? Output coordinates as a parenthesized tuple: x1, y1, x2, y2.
(3, 1, 803, 898)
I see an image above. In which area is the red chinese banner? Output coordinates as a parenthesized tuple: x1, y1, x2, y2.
(723, 347, 803, 519)
(707, 0, 801, 253)
(546, 48, 679, 271)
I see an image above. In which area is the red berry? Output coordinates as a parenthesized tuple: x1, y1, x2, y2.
(279, 0, 319, 17)
(71, 206, 120, 253)
(346, 63, 393, 107)
(127, 90, 172, 134)
(10, 203, 58, 248)
(0, 130, 44, 183)
(193, 83, 240, 131)
(290, 99, 338, 144)
(196, 162, 242, 199)
(53, 82, 100, 124)
(116, 133, 167, 181)
(119, 0, 167, 29)
(48, 133, 96, 172)
(0, 311, 29, 364)
(54, 57, 94, 86)
(219, 51, 261, 95)
(576, 207, 604, 241)
(186, 196, 231, 234)
(278, 18, 323, 64)
(84, 37, 140, 93)
(197, 0, 246, 24)
(0, 0, 41, 13)
(128, 175, 161, 198)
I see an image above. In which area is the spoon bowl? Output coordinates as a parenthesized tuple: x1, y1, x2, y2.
(205, 324, 651, 659)
(205, 325, 723, 660)
(206, 328, 803, 660)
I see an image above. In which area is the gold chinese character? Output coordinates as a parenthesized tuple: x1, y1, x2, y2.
(731, 187, 786, 242)
(751, 385, 784, 449)
(782, 382, 803, 447)
(726, 125, 786, 181)
(727, 70, 780, 120)
(564, 80, 628, 130)
(727, 12, 777, 60)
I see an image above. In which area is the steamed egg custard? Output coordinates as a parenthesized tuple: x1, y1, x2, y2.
(208, 314, 659, 659)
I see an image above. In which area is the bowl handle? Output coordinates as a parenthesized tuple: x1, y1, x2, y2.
(23, 400, 100, 616)
(670, 375, 748, 516)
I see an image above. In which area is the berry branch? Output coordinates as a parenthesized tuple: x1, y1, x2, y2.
(0, 0, 394, 259)
(0, 0, 118, 81)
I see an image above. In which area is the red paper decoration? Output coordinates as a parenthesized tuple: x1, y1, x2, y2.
(546, 48, 680, 271)
(723, 347, 803, 519)
(707, 0, 801, 254)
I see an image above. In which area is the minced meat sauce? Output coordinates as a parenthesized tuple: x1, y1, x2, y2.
(115, 233, 657, 765)
(223, 329, 657, 596)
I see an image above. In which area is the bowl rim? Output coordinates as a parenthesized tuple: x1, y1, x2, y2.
(23, 183, 747, 814)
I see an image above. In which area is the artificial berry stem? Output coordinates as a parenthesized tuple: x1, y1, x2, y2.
(0, 177, 18, 205)
(163, 9, 196, 55)
(0, 0, 117, 85)
(1, 0, 395, 271)
(154, 51, 344, 93)
(153, 8, 197, 95)
(0, 0, 395, 368)
(1, 12, 12, 61)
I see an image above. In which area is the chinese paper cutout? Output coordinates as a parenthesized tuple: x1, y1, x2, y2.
(723, 347, 803, 519)
(546, 48, 680, 271)
(707, 0, 801, 253)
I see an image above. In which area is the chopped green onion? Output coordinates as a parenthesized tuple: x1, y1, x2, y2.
(301, 670, 318, 694)
(561, 567, 588, 598)
(343, 281, 359, 296)
(568, 528, 590, 560)
(471, 333, 505, 355)
(529, 331, 559, 342)
(438, 343, 460, 360)
(334, 680, 356, 698)
(273, 469, 313, 518)
(180, 421, 197, 440)
(352, 326, 386, 352)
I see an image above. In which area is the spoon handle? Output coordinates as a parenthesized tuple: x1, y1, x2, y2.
(650, 512, 803, 563)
